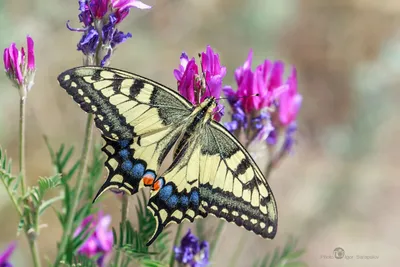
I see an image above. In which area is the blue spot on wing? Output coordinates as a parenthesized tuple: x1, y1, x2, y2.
(119, 140, 130, 148)
(190, 191, 199, 206)
(132, 163, 145, 179)
(166, 195, 178, 208)
(119, 149, 129, 159)
(159, 185, 173, 201)
(180, 195, 189, 207)
(121, 160, 133, 172)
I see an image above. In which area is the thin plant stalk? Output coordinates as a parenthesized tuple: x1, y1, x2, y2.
(228, 231, 249, 267)
(169, 223, 184, 267)
(115, 194, 130, 267)
(19, 97, 27, 195)
(54, 114, 94, 266)
(19, 95, 42, 267)
(209, 220, 225, 259)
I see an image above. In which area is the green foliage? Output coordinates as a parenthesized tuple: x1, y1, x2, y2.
(112, 192, 170, 267)
(252, 238, 307, 267)
(136, 191, 169, 262)
(0, 147, 17, 192)
(45, 140, 106, 264)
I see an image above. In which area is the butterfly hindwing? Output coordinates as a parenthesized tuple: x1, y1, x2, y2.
(199, 121, 278, 238)
(147, 134, 207, 245)
(58, 67, 192, 197)
(146, 119, 277, 244)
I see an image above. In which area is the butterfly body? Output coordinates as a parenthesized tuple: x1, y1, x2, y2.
(58, 66, 278, 245)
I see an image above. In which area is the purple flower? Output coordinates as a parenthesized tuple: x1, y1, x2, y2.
(174, 46, 226, 121)
(3, 36, 36, 95)
(282, 122, 297, 153)
(0, 242, 16, 267)
(174, 229, 209, 267)
(77, 27, 100, 55)
(68, 0, 150, 66)
(74, 213, 113, 267)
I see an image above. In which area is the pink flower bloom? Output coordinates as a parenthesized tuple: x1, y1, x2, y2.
(26, 36, 35, 70)
(0, 242, 16, 267)
(223, 49, 301, 154)
(112, 0, 151, 23)
(174, 46, 226, 121)
(278, 67, 302, 126)
(3, 36, 36, 91)
(74, 213, 113, 266)
(4, 43, 24, 84)
(174, 53, 199, 105)
(200, 45, 227, 101)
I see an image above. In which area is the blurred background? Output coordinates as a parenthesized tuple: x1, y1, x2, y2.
(1, 0, 400, 266)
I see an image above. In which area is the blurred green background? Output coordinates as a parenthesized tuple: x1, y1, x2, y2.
(1, 0, 400, 266)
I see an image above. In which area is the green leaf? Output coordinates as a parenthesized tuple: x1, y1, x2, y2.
(38, 174, 61, 196)
(38, 195, 64, 215)
(0, 147, 16, 188)
(140, 258, 167, 267)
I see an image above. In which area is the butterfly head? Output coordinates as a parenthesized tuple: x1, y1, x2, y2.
(200, 96, 217, 113)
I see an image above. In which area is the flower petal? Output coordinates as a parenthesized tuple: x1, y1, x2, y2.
(26, 36, 35, 70)
(0, 242, 16, 264)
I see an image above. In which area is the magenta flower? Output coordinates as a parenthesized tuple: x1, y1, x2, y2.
(74, 213, 113, 266)
(277, 67, 302, 126)
(68, 0, 150, 66)
(174, 53, 200, 104)
(223, 49, 301, 155)
(174, 46, 226, 121)
(0, 242, 16, 267)
(112, 0, 151, 23)
(3, 36, 36, 95)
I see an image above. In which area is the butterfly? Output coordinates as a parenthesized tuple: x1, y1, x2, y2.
(57, 66, 278, 245)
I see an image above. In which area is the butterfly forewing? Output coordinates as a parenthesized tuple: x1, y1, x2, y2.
(58, 67, 192, 197)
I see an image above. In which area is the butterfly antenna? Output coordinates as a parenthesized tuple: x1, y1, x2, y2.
(216, 93, 260, 101)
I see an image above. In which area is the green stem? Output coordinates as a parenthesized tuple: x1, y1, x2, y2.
(54, 114, 94, 266)
(115, 194, 130, 267)
(228, 232, 248, 267)
(209, 220, 225, 259)
(20, 96, 42, 267)
(169, 223, 183, 267)
(29, 240, 41, 267)
(19, 97, 27, 195)
(0, 172, 23, 216)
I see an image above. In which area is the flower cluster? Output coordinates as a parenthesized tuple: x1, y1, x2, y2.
(223, 49, 302, 155)
(68, 0, 150, 66)
(3, 36, 35, 98)
(0, 242, 16, 267)
(174, 45, 226, 121)
(174, 229, 209, 267)
(74, 213, 113, 266)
